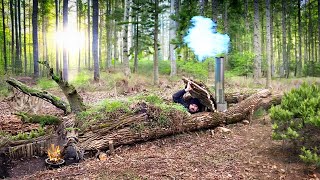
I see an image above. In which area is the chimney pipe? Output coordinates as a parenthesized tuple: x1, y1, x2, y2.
(215, 57, 227, 112)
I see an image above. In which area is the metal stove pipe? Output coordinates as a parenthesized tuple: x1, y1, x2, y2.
(215, 57, 227, 112)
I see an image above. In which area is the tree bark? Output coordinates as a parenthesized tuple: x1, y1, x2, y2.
(32, 0, 39, 77)
(153, 0, 159, 85)
(62, 0, 69, 81)
(106, 0, 112, 70)
(1, 0, 7, 73)
(281, 0, 287, 78)
(169, 0, 177, 77)
(23, 0, 27, 75)
(266, 0, 271, 88)
(253, 0, 261, 81)
(87, 0, 91, 70)
(55, 0, 59, 74)
(6, 78, 71, 114)
(122, 0, 130, 77)
(92, 0, 99, 81)
(78, 89, 281, 151)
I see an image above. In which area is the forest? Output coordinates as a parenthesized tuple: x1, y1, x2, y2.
(0, 0, 320, 179)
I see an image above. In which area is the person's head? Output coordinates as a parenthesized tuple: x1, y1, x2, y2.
(189, 98, 201, 113)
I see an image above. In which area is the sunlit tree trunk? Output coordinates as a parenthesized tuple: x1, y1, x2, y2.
(87, 0, 91, 70)
(14, 0, 21, 74)
(106, 0, 112, 70)
(153, 0, 159, 85)
(318, 0, 320, 62)
(17, 0, 22, 73)
(169, 0, 176, 77)
(28, 0, 32, 74)
(266, 0, 271, 88)
(244, 0, 249, 52)
(2, 0, 7, 73)
(122, 0, 130, 77)
(23, 0, 27, 75)
(253, 0, 261, 81)
(281, 0, 287, 78)
(77, 0, 80, 72)
(55, 0, 59, 74)
(92, 0, 99, 81)
(133, 7, 138, 73)
(98, 6, 102, 69)
(62, 0, 68, 81)
(32, 0, 39, 77)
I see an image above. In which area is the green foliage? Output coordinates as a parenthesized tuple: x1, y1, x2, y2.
(177, 59, 209, 80)
(135, 94, 163, 104)
(270, 83, 320, 166)
(300, 147, 320, 167)
(0, 78, 10, 99)
(70, 72, 91, 88)
(36, 77, 58, 90)
(228, 51, 254, 76)
(102, 100, 131, 113)
(11, 127, 46, 141)
(304, 61, 320, 77)
(17, 112, 61, 127)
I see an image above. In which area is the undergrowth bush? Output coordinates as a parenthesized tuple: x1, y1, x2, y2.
(228, 51, 254, 76)
(1, 127, 46, 141)
(36, 77, 58, 90)
(270, 83, 320, 167)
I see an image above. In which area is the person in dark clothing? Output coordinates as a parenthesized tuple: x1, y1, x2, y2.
(172, 82, 203, 113)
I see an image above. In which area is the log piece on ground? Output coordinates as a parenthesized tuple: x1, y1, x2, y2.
(6, 78, 70, 114)
(78, 89, 282, 151)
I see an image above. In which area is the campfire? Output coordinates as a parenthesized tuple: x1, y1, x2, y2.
(45, 144, 65, 169)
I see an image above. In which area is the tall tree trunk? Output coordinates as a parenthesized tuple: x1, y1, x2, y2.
(87, 0, 91, 70)
(1, 0, 7, 73)
(133, 10, 138, 73)
(287, 12, 291, 78)
(266, 0, 271, 88)
(98, 6, 102, 69)
(122, 0, 130, 77)
(318, 0, 320, 62)
(23, 0, 27, 75)
(244, 0, 249, 51)
(253, 0, 261, 81)
(77, 0, 81, 72)
(32, 0, 39, 77)
(297, 0, 302, 76)
(281, 0, 287, 78)
(153, 0, 159, 85)
(18, 0, 22, 72)
(106, 0, 112, 70)
(169, 0, 176, 77)
(92, 0, 99, 81)
(62, 0, 69, 81)
(28, 0, 32, 74)
(199, 0, 204, 16)
(14, 0, 21, 74)
(55, 0, 59, 74)
(113, 20, 118, 67)
(10, 0, 15, 73)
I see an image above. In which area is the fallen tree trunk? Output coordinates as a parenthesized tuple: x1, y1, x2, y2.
(6, 78, 71, 114)
(78, 89, 281, 151)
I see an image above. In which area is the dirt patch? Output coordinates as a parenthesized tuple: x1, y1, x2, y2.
(8, 116, 315, 180)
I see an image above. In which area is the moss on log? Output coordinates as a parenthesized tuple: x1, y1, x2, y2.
(6, 78, 71, 114)
(78, 89, 281, 151)
(14, 112, 61, 126)
(48, 68, 86, 113)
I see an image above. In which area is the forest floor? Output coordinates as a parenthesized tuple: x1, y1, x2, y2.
(1, 76, 320, 179)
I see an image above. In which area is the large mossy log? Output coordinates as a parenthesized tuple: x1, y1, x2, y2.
(78, 89, 281, 151)
(6, 78, 71, 114)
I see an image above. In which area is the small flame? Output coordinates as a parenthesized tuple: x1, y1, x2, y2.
(47, 144, 61, 162)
